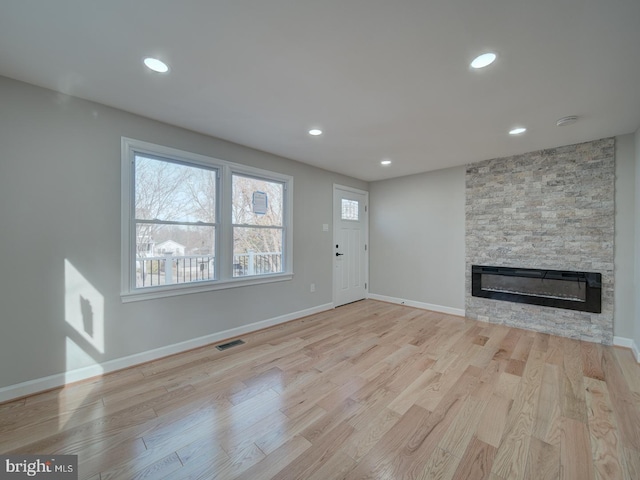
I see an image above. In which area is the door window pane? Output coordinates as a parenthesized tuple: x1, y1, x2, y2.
(341, 199, 359, 220)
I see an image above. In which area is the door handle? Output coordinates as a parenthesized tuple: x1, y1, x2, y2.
(335, 252, 344, 256)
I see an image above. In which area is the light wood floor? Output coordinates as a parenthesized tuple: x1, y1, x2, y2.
(2, 300, 639, 479)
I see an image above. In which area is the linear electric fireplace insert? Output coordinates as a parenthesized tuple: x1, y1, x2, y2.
(471, 265, 601, 313)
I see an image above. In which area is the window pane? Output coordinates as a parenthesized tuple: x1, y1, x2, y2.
(135, 223, 215, 287)
(341, 199, 359, 220)
(135, 155, 217, 223)
(232, 175, 283, 226)
(233, 227, 283, 277)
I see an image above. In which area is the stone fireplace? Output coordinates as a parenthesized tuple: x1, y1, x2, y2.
(465, 138, 614, 344)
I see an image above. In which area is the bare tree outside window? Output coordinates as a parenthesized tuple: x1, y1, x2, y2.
(232, 174, 284, 276)
(134, 155, 217, 287)
(122, 138, 293, 299)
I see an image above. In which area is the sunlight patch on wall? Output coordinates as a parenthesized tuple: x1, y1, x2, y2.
(63, 259, 105, 429)
(64, 259, 104, 354)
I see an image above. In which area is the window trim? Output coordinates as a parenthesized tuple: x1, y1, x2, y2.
(121, 137, 293, 302)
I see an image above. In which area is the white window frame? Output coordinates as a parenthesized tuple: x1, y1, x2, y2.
(121, 138, 293, 302)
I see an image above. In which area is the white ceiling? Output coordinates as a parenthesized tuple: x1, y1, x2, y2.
(1, 0, 639, 181)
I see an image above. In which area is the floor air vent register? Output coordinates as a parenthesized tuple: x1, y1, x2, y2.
(215, 339, 246, 351)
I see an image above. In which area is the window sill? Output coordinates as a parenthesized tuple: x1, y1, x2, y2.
(121, 273, 294, 303)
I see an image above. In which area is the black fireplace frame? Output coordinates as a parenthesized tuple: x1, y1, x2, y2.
(471, 265, 602, 313)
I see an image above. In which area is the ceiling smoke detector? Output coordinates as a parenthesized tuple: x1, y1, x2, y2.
(556, 115, 579, 127)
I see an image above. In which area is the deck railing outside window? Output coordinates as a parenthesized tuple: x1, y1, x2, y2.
(136, 251, 282, 287)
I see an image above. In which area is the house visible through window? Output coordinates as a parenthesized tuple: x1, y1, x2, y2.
(135, 155, 217, 288)
(121, 138, 293, 301)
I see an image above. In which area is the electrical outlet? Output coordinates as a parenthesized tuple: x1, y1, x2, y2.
(310, 283, 316, 292)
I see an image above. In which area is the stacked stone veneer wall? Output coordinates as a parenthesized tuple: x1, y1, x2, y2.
(465, 138, 614, 344)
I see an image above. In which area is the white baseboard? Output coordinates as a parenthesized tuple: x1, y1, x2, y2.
(368, 293, 465, 317)
(614, 336, 640, 363)
(0, 303, 334, 404)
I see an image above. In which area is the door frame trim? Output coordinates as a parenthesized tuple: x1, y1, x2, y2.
(332, 184, 369, 307)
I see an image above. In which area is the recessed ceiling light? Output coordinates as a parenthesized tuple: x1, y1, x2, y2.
(470, 52, 497, 69)
(556, 115, 579, 127)
(381, 160, 392, 166)
(308, 129, 323, 136)
(143, 57, 169, 73)
(509, 127, 527, 135)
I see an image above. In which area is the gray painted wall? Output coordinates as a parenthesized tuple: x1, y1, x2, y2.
(0, 76, 367, 389)
(369, 166, 466, 310)
(635, 127, 640, 349)
(615, 134, 636, 339)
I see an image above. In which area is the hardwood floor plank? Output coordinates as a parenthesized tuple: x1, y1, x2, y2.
(505, 359, 526, 377)
(271, 420, 355, 479)
(560, 416, 595, 480)
(344, 403, 432, 479)
(101, 451, 184, 480)
(416, 354, 480, 412)
(560, 337, 588, 423)
(438, 396, 485, 458)
(388, 368, 483, 479)
(416, 447, 462, 480)
(1, 300, 638, 480)
(581, 342, 605, 381)
(347, 387, 397, 432)
(584, 377, 627, 480)
(533, 363, 562, 446)
(622, 447, 640, 480)
(511, 334, 534, 363)
(532, 332, 550, 353)
(254, 404, 325, 455)
(523, 436, 560, 480)
(476, 395, 512, 448)
(492, 328, 522, 361)
(306, 451, 357, 480)
(491, 349, 544, 479)
(77, 437, 148, 479)
(169, 446, 230, 480)
(493, 371, 521, 401)
(231, 435, 312, 480)
(470, 326, 510, 368)
(342, 407, 401, 462)
(300, 397, 361, 444)
(452, 437, 496, 480)
(388, 368, 441, 415)
(602, 348, 640, 451)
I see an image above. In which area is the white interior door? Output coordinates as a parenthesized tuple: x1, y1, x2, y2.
(333, 185, 368, 307)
